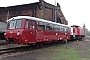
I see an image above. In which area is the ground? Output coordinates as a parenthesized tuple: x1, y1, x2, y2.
(0, 39, 90, 60)
(68, 40, 90, 59)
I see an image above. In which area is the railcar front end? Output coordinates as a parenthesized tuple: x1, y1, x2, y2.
(70, 25, 85, 40)
(5, 18, 36, 44)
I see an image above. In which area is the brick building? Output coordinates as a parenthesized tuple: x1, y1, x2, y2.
(0, 0, 68, 25)
(0, 20, 7, 39)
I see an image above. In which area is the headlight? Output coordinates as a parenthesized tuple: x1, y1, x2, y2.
(4, 33, 6, 35)
(17, 32, 20, 36)
(65, 33, 67, 34)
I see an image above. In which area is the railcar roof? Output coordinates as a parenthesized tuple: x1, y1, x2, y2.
(7, 16, 69, 27)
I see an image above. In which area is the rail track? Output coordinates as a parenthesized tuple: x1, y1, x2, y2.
(0, 40, 72, 55)
(0, 46, 33, 55)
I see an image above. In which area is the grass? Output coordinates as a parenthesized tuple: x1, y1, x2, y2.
(87, 49, 90, 52)
(38, 43, 90, 60)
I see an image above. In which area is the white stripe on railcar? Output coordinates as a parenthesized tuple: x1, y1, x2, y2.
(7, 16, 69, 27)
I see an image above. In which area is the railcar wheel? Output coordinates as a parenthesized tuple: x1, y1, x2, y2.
(5, 40, 8, 45)
(36, 43, 43, 48)
(79, 38, 83, 41)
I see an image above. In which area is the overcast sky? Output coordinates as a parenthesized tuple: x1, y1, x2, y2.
(0, 0, 90, 30)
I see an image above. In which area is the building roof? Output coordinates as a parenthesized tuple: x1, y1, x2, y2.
(0, 20, 6, 23)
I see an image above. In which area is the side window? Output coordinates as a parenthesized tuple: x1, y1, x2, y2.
(59, 25, 62, 31)
(53, 25, 56, 31)
(60, 26, 62, 31)
(25, 20, 28, 28)
(50, 24, 53, 30)
(30, 21, 35, 30)
(62, 26, 63, 31)
(67, 27, 70, 32)
(46, 23, 52, 30)
(64, 27, 67, 32)
(38, 21, 45, 30)
(65, 27, 69, 32)
(63, 26, 65, 32)
(53, 25, 59, 31)
(16, 20, 22, 28)
(57, 25, 60, 31)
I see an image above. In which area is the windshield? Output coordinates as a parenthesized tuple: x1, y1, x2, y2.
(7, 19, 22, 29)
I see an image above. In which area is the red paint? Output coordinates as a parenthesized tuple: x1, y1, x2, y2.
(70, 25, 84, 40)
(5, 16, 70, 44)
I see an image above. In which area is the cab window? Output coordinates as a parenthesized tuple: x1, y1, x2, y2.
(16, 20, 22, 28)
(25, 20, 28, 28)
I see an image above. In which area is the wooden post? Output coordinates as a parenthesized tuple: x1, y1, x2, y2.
(66, 39, 68, 49)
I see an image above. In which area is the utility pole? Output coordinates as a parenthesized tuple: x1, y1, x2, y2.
(5, 7, 9, 20)
(55, 0, 57, 22)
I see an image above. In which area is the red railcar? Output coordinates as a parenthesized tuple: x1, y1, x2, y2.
(70, 25, 84, 40)
(4, 16, 70, 44)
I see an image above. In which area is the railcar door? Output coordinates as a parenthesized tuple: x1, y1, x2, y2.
(29, 20, 36, 43)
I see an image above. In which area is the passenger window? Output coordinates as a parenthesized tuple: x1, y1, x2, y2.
(53, 25, 56, 31)
(61, 26, 63, 31)
(46, 23, 52, 30)
(16, 20, 22, 28)
(63, 27, 65, 32)
(61, 26, 64, 31)
(64, 27, 67, 32)
(25, 20, 28, 28)
(46, 26, 50, 30)
(30, 21, 35, 30)
(53, 25, 58, 31)
(38, 21, 45, 30)
(57, 25, 60, 31)
(67, 27, 70, 32)
(50, 24, 53, 30)
(65, 27, 68, 32)
(59, 26, 62, 31)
